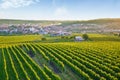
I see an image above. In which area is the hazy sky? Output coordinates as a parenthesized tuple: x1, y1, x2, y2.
(0, 0, 120, 20)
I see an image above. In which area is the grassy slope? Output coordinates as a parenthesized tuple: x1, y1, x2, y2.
(0, 18, 120, 25)
(0, 35, 42, 44)
(0, 19, 60, 26)
(0, 34, 119, 47)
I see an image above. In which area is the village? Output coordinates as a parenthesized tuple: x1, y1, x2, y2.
(0, 23, 71, 36)
(0, 23, 120, 36)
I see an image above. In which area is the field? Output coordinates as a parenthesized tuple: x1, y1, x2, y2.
(0, 34, 120, 80)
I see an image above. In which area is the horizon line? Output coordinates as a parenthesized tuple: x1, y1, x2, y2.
(0, 18, 120, 21)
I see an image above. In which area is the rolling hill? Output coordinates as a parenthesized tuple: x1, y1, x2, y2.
(0, 18, 120, 33)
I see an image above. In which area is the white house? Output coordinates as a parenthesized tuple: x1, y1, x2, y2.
(75, 36, 84, 41)
(29, 27, 35, 32)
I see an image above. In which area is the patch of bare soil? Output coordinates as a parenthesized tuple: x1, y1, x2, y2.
(49, 61, 61, 73)
(27, 50, 35, 57)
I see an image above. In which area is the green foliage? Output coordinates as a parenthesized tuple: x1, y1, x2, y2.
(41, 37, 47, 41)
(61, 36, 69, 39)
(0, 34, 120, 80)
(82, 34, 89, 40)
(70, 36, 75, 39)
(43, 65, 61, 80)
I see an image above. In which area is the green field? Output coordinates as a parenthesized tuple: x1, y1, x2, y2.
(0, 34, 120, 80)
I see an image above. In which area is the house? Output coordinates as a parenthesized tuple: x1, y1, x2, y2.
(75, 36, 84, 41)
(50, 30, 71, 36)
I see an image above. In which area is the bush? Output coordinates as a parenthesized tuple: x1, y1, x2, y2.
(82, 34, 89, 40)
(41, 37, 46, 41)
(61, 36, 69, 39)
(61, 36, 65, 39)
(70, 36, 75, 39)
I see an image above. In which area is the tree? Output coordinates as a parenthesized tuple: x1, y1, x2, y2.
(41, 37, 46, 41)
(61, 36, 65, 39)
(70, 36, 75, 39)
(82, 34, 89, 40)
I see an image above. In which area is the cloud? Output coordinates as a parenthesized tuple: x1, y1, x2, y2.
(0, 0, 40, 9)
(54, 7, 68, 16)
(53, 7, 70, 20)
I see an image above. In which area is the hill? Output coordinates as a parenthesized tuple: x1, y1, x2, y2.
(0, 18, 120, 26)
(0, 18, 120, 24)
(0, 18, 120, 34)
(0, 19, 60, 26)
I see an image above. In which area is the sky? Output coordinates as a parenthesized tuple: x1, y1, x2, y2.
(0, 0, 120, 20)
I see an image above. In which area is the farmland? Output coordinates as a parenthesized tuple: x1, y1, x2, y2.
(0, 34, 120, 80)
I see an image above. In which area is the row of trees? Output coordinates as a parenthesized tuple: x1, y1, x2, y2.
(41, 34, 89, 41)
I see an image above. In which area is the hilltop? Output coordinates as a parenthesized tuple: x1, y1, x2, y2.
(0, 18, 120, 25)
(0, 18, 120, 24)
(0, 19, 60, 26)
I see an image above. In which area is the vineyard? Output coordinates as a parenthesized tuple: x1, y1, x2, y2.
(0, 35, 120, 80)
(0, 41, 120, 80)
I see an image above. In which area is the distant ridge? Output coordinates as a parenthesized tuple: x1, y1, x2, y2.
(0, 18, 120, 22)
(0, 18, 120, 26)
